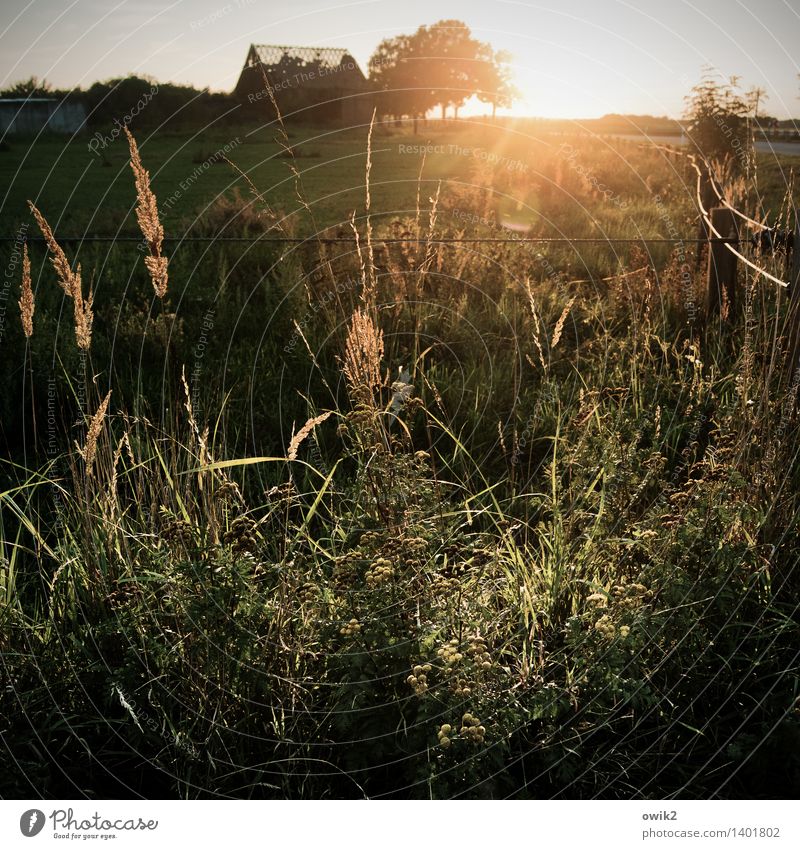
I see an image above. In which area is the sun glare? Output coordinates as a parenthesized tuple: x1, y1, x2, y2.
(456, 63, 605, 120)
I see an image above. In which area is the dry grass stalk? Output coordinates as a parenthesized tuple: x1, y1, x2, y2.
(180, 367, 207, 450)
(497, 420, 507, 457)
(220, 153, 280, 229)
(364, 110, 377, 301)
(28, 202, 93, 350)
(180, 367, 212, 491)
(144, 255, 168, 295)
(350, 210, 367, 297)
(424, 182, 441, 267)
(551, 296, 576, 348)
(290, 318, 335, 396)
(78, 390, 111, 476)
(414, 151, 427, 243)
(525, 280, 546, 369)
(108, 431, 131, 511)
(18, 243, 34, 338)
(287, 411, 332, 461)
(71, 268, 94, 351)
(343, 308, 384, 398)
(125, 127, 168, 297)
(27, 202, 74, 295)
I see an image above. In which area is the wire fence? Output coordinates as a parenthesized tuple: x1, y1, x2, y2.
(0, 235, 707, 244)
(688, 152, 795, 290)
(2, 141, 793, 292)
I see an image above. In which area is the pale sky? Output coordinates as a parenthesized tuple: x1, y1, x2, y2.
(1, 0, 799, 118)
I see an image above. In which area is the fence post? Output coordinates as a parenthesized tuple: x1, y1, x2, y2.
(706, 207, 739, 320)
(695, 172, 716, 269)
(786, 216, 800, 376)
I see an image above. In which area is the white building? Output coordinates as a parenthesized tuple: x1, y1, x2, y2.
(0, 98, 87, 135)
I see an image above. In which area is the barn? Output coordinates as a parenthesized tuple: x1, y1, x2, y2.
(0, 98, 86, 135)
(235, 44, 373, 126)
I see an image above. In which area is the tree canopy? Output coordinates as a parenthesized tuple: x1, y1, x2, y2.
(368, 20, 517, 120)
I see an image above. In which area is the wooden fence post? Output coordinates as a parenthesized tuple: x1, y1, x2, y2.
(695, 172, 716, 269)
(706, 207, 739, 320)
(786, 215, 800, 376)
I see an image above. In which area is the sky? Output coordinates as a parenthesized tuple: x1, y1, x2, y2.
(1, 0, 799, 119)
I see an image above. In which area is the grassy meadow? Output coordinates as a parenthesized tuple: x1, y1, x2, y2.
(1, 118, 800, 799)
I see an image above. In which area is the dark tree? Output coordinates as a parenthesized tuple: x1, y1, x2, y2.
(369, 20, 516, 122)
(683, 69, 756, 172)
(1, 76, 54, 98)
(369, 34, 435, 124)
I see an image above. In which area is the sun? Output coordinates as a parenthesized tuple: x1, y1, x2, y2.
(455, 63, 601, 120)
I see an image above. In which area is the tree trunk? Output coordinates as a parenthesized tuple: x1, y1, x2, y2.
(441, 103, 446, 120)
(492, 99, 497, 121)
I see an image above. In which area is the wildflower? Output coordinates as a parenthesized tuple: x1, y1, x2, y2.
(159, 509, 195, 546)
(619, 625, 631, 638)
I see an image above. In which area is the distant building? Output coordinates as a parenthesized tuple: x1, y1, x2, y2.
(0, 98, 87, 135)
(235, 44, 373, 126)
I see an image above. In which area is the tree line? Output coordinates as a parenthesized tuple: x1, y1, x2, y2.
(0, 75, 236, 130)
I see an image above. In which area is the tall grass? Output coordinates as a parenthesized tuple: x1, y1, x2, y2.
(1, 127, 799, 799)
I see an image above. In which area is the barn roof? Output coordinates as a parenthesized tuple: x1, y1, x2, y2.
(243, 45, 368, 87)
(248, 45, 354, 71)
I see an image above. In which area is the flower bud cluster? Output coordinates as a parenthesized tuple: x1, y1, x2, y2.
(407, 663, 431, 695)
(339, 618, 361, 637)
(366, 558, 395, 587)
(467, 635, 492, 670)
(460, 713, 486, 744)
(451, 677, 472, 697)
(594, 614, 615, 638)
(437, 639, 463, 665)
(437, 723, 453, 748)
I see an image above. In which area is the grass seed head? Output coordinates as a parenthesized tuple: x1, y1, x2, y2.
(125, 127, 168, 298)
(18, 243, 34, 338)
(79, 391, 111, 476)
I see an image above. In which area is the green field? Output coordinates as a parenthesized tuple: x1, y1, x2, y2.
(3, 121, 797, 237)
